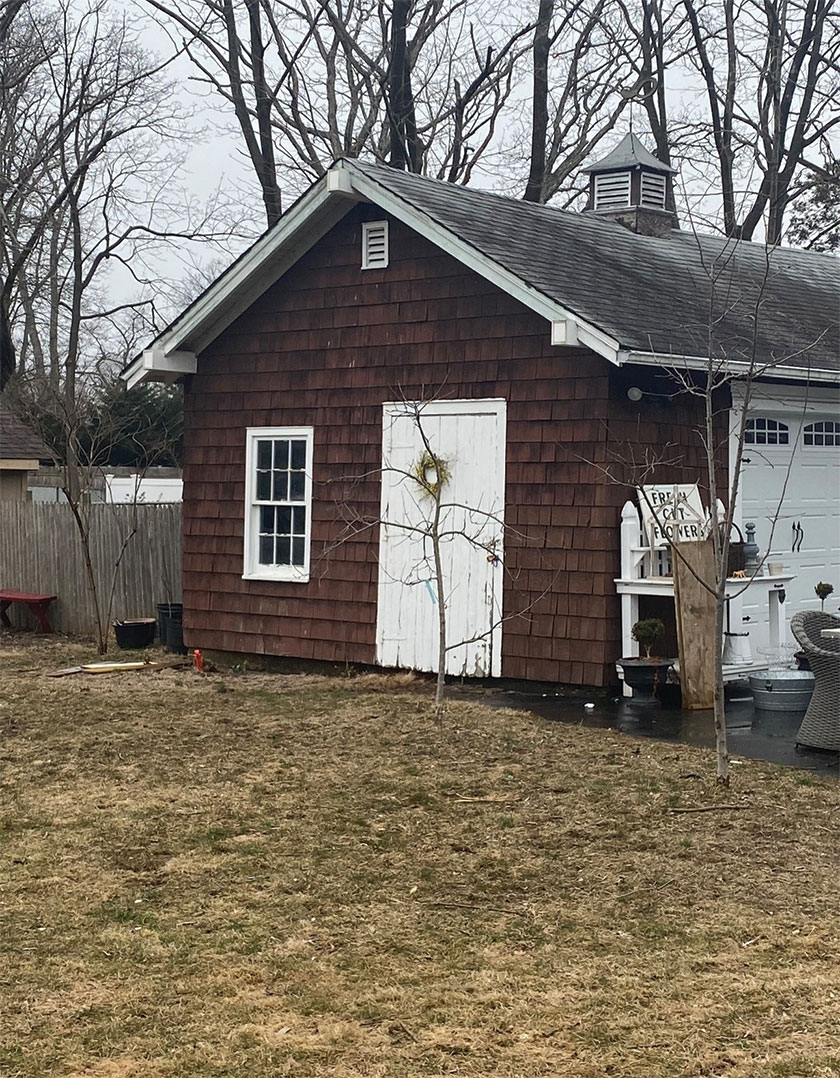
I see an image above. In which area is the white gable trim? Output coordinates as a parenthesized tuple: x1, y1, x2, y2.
(125, 174, 361, 386)
(344, 163, 621, 364)
(124, 160, 835, 389)
(124, 160, 624, 387)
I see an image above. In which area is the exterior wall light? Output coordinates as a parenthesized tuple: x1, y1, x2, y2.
(627, 386, 644, 402)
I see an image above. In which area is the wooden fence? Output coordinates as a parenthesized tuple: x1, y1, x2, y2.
(0, 502, 182, 636)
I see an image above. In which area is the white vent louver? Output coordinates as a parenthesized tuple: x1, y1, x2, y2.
(593, 171, 631, 210)
(640, 172, 667, 209)
(362, 220, 389, 269)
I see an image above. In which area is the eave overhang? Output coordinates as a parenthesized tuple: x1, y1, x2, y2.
(625, 349, 840, 386)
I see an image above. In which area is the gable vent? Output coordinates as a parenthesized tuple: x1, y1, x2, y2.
(362, 220, 389, 269)
(640, 172, 666, 209)
(593, 172, 631, 210)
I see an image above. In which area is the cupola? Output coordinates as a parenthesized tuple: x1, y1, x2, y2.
(582, 133, 678, 236)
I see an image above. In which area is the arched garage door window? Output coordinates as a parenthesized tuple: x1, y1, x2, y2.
(803, 421, 839, 447)
(744, 417, 789, 445)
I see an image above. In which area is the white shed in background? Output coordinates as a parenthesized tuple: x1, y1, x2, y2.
(105, 474, 183, 504)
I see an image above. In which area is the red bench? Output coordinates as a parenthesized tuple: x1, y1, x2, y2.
(0, 590, 58, 633)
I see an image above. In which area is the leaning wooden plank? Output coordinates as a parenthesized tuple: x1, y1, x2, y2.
(673, 538, 717, 709)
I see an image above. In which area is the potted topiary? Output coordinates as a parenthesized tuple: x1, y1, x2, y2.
(617, 618, 674, 706)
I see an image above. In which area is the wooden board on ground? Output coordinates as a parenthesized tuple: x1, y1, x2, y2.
(673, 539, 717, 709)
(48, 658, 191, 677)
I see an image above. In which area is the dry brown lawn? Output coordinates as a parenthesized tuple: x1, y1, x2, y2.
(1, 634, 838, 1078)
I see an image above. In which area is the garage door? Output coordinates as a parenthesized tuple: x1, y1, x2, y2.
(740, 411, 840, 652)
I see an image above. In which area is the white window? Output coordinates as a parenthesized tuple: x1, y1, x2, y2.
(745, 417, 789, 446)
(244, 427, 313, 581)
(362, 220, 389, 269)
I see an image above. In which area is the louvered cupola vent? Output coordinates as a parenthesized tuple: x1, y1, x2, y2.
(362, 220, 389, 269)
(640, 172, 666, 209)
(594, 172, 632, 210)
(582, 133, 678, 235)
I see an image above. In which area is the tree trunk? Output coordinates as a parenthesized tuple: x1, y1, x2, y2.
(432, 482, 447, 726)
(388, 0, 420, 171)
(246, 0, 282, 226)
(523, 0, 553, 203)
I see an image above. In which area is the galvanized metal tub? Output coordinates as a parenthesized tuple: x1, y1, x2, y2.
(749, 670, 815, 712)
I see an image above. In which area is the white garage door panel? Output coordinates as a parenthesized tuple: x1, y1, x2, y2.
(741, 414, 840, 651)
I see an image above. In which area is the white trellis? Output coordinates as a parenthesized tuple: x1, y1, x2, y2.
(615, 499, 794, 692)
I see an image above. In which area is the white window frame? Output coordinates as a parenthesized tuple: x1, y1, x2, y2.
(362, 220, 389, 269)
(243, 426, 314, 582)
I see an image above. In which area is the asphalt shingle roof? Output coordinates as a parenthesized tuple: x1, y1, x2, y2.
(581, 132, 677, 174)
(0, 401, 51, 461)
(350, 160, 840, 376)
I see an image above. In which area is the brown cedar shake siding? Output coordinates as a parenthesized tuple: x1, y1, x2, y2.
(182, 205, 716, 686)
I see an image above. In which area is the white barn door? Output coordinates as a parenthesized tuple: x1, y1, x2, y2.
(376, 399, 506, 678)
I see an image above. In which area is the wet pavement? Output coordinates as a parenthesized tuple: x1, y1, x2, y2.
(472, 685, 840, 777)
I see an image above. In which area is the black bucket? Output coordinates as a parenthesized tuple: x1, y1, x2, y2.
(156, 602, 183, 643)
(114, 618, 156, 650)
(164, 615, 187, 655)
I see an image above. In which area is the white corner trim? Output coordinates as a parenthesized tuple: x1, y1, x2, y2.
(327, 169, 355, 196)
(124, 348, 196, 388)
(150, 348, 197, 375)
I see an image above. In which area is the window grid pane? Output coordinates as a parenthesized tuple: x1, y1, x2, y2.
(804, 421, 839, 447)
(252, 434, 310, 569)
(745, 417, 789, 446)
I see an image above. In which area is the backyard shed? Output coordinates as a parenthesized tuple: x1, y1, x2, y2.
(124, 144, 840, 687)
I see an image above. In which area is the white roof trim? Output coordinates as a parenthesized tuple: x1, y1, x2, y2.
(626, 349, 840, 386)
(125, 174, 361, 384)
(123, 159, 833, 388)
(125, 160, 624, 387)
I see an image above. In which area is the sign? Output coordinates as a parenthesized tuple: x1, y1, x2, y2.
(639, 484, 707, 547)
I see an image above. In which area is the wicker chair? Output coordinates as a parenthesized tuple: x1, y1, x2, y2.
(790, 611, 840, 752)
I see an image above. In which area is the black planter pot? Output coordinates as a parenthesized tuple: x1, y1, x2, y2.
(114, 618, 156, 650)
(617, 658, 674, 707)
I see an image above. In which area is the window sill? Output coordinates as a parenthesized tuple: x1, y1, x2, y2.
(242, 571, 310, 584)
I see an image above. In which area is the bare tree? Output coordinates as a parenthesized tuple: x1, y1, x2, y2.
(679, 0, 839, 243)
(6, 368, 183, 653)
(1, 0, 236, 648)
(523, 0, 638, 203)
(319, 393, 557, 723)
(145, 0, 535, 219)
(603, 235, 824, 783)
